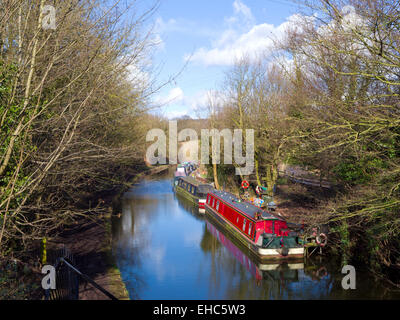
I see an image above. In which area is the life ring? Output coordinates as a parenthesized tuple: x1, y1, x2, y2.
(316, 233, 328, 247)
(241, 180, 249, 189)
(316, 266, 328, 278)
(311, 227, 318, 237)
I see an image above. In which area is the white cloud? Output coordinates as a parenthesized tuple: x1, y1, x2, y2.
(154, 16, 217, 38)
(155, 87, 184, 107)
(185, 90, 210, 110)
(161, 90, 215, 119)
(233, 0, 254, 25)
(157, 88, 232, 119)
(184, 90, 229, 118)
(187, 22, 277, 66)
(126, 63, 151, 90)
(151, 33, 165, 51)
(167, 87, 184, 102)
(154, 17, 178, 34)
(165, 109, 189, 119)
(185, 0, 310, 67)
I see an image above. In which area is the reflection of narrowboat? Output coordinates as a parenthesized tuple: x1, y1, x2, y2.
(205, 190, 304, 260)
(175, 176, 214, 213)
(175, 190, 205, 221)
(206, 221, 303, 281)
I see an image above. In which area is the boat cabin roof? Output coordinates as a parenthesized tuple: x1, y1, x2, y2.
(178, 176, 210, 187)
(209, 190, 282, 221)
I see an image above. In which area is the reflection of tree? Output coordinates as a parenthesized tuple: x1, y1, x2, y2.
(175, 193, 205, 222)
(200, 224, 221, 253)
(199, 221, 261, 298)
(112, 179, 176, 299)
(199, 224, 223, 296)
(112, 199, 145, 299)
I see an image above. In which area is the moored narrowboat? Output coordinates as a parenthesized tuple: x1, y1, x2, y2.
(205, 190, 304, 260)
(175, 176, 214, 213)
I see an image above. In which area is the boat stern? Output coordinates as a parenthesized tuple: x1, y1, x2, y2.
(257, 233, 305, 259)
(198, 199, 206, 213)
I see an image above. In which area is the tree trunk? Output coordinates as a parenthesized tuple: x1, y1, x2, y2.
(213, 163, 220, 190)
(265, 164, 278, 196)
(255, 157, 261, 186)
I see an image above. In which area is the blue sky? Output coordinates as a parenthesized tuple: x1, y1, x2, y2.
(146, 0, 304, 119)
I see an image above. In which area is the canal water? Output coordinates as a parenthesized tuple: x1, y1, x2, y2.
(112, 174, 400, 300)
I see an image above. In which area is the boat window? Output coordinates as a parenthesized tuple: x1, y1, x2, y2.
(216, 201, 219, 210)
(248, 222, 252, 235)
(212, 198, 215, 207)
(243, 219, 246, 232)
(197, 185, 213, 198)
(192, 187, 196, 194)
(236, 216, 239, 224)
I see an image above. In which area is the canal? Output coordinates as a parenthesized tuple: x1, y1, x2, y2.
(112, 174, 400, 300)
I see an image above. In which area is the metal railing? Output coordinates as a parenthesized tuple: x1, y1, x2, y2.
(44, 246, 118, 300)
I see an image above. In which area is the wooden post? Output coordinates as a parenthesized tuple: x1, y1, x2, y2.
(41, 237, 47, 265)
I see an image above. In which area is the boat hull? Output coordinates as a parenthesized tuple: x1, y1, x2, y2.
(205, 205, 304, 261)
(175, 185, 205, 213)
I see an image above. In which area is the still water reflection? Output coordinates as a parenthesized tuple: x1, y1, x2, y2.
(112, 176, 399, 300)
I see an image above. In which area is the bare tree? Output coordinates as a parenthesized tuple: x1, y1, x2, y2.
(0, 0, 160, 254)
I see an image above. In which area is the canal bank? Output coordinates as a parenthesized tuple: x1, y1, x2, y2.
(54, 214, 130, 300)
(47, 165, 171, 300)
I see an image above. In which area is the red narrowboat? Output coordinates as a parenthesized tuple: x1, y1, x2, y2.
(205, 190, 304, 260)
